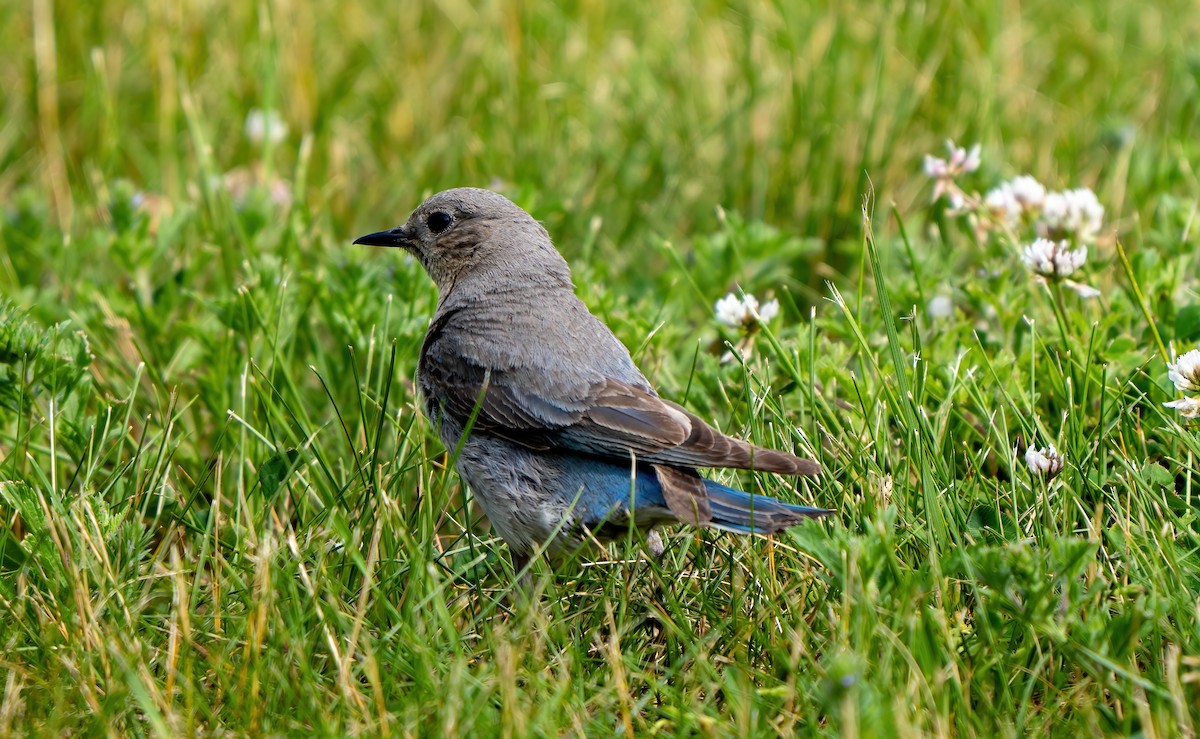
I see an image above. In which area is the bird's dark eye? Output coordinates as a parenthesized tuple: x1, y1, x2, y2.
(427, 211, 453, 234)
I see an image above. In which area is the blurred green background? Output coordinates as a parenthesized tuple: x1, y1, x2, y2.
(5, 1, 1198, 268)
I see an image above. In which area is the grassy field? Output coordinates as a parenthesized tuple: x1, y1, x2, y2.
(3, 0, 1200, 735)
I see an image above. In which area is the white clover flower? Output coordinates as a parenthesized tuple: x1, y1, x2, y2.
(923, 155, 950, 179)
(245, 108, 288, 145)
(923, 140, 981, 203)
(1167, 349, 1200, 393)
(1039, 188, 1104, 243)
(1164, 396, 1200, 419)
(1008, 175, 1047, 211)
(715, 292, 778, 328)
(945, 140, 982, 174)
(1021, 238, 1087, 279)
(923, 140, 980, 178)
(984, 184, 1022, 228)
(715, 294, 750, 326)
(1025, 444, 1065, 478)
(926, 295, 954, 320)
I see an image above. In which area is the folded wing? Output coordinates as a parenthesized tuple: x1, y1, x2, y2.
(422, 337, 821, 477)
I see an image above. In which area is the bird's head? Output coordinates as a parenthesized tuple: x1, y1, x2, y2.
(354, 187, 572, 294)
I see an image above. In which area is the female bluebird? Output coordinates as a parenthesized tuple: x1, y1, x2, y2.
(356, 188, 828, 573)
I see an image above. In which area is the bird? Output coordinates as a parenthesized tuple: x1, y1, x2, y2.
(355, 188, 829, 574)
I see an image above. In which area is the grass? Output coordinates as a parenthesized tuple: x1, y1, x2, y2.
(3, 0, 1200, 735)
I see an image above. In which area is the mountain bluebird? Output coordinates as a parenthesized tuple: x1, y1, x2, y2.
(355, 188, 828, 573)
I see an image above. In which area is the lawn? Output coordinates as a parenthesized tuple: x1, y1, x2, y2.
(2, 0, 1200, 735)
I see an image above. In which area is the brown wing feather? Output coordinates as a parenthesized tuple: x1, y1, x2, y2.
(660, 400, 823, 476)
(556, 383, 820, 476)
(653, 464, 712, 526)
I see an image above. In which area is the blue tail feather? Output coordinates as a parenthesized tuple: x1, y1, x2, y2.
(558, 456, 830, 536)
(703, 478, 831, 534)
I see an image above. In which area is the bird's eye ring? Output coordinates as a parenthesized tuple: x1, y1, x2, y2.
(427, 211, 453, 234)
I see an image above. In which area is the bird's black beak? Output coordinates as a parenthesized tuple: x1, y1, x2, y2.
(354, 225, 414, 248)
